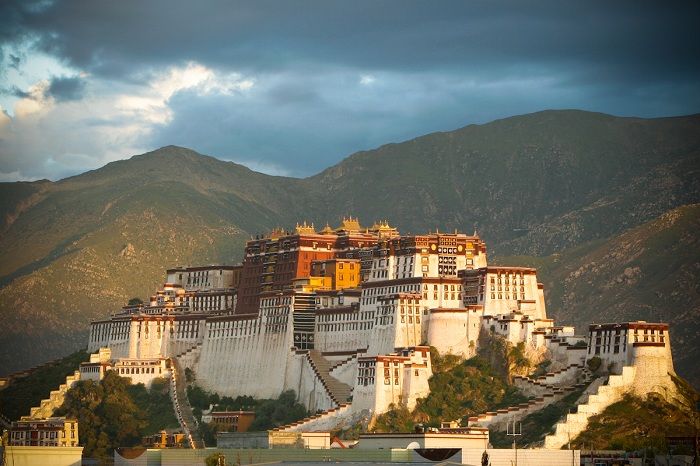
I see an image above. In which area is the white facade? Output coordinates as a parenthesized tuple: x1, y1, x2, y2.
(112, 358, 169, 388)
(166, 266, 236, 291)
(461, 267, 547, 320)
(353, 347, 432, 415)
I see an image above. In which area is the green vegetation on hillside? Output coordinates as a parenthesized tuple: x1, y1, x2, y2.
(571, 392, 697, 454)
(55, 371, 179, 460)
(186, 385, 309, 445)
(0, 349, 89, 421)
(372, 347, 528, 433)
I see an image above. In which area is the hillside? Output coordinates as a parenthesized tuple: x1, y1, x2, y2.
(310, 110, 700, 254)
(571, 390, 697, 452)
(495, 204, 700, 387)
(1, 110, 699, 379)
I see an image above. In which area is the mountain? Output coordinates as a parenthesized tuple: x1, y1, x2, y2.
(1, 110, 699, 386)
(309, 110, 700, 254)
(495, 204, 700, 387)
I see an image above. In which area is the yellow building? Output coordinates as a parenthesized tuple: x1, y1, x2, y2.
(7, 417, 78, 447)
(310, 258, 361, 290)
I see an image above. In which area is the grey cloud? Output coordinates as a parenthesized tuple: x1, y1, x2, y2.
(8, 54, 21, 70)
(3, 1, 698, 86)
(1, 0, 700, 181)
(47, 75, 85, 102)
(1, 85, 31, 99)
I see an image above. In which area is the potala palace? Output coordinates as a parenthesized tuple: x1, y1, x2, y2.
(61, 218, 677, 449)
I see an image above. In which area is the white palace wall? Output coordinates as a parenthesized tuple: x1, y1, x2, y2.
(628, 343, 677, 398)
(427, 308, 482, 358)
(194, 313, 293, 399)
(88, 316, 207, 360)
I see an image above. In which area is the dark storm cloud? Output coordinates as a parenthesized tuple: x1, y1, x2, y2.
(47, 75, 85, 102)
(4, 0, 699, 86)
(1, 0, 700, 181)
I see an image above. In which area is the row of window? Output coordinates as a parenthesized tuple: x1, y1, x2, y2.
(116, 366, 161, 375)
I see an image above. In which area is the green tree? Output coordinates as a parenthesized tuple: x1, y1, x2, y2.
(249, 390, 308, 430)
(587, 356, 602, 373)
(205, 452, 227, 466)
(56, 371, 176, 459)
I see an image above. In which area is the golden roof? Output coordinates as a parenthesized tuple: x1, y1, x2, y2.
(268, 227, 286, 240)
(337, 216, 361, 232)
(295, 221, 316, 235)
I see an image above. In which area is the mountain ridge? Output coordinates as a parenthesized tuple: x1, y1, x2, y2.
(1, 109, 698, 387)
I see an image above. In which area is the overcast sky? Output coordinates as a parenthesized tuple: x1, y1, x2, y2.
(0, 0, 698, 181)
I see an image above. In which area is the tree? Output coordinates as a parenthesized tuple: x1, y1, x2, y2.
(55, 371, 172, 459)
(249, 390, 308, 430)
(128, 297, 143, 306)
(205, 452, 227, 466)
(587, 356, 602, 373)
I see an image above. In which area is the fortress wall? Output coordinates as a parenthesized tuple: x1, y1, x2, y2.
(535, 363, 582, 386)
(548, 341, 587, 368)
(367, 321, 398, 356)
(194, 314, 293, 399)
(544, 367, 636, 449)
(394, 315, 423, 349)
(630, 344, 677, 399)
(177, 344, 201, 370)
(88, 320, 131, 356)
(401, 363, 431, 411)
(134, 320, 168, 359)
(24, 370, 81, 420)
(351, 381, 377, 414)
(315, 320, 372, 354)
(167, 318, 206, 357)
(276, 403, 354, 433)
(426, 310, 480, 357)
(372, 365, 406, 414)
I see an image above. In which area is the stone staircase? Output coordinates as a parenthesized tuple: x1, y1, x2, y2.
(329, 353, 358, 373)
(467, 386, 577, 429)
(543, 366, 636, 449)
(0, 413, 12, 429)
(173, 343, 202, 369)
(21, 370, 81, 420)
(272, 403, 353, 433)
(513, 363, 589, 397)
(175, 343, 201, 358)
(170, 358, 205, 449)
(469, 364, 594, 431)
(307, 350, 353, 405)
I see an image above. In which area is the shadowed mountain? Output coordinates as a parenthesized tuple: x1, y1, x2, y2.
(1, 110, 699, 385)
(495, 204, 700, 387)
(309, 110, 700, 254)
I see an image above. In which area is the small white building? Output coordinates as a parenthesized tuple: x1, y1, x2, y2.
(113, 358, 169, 388)
(460, 266, 547, 320)
(586, 321, 676, 397)
(79, 347, 112, 382)
(352, 347, 432, 414)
